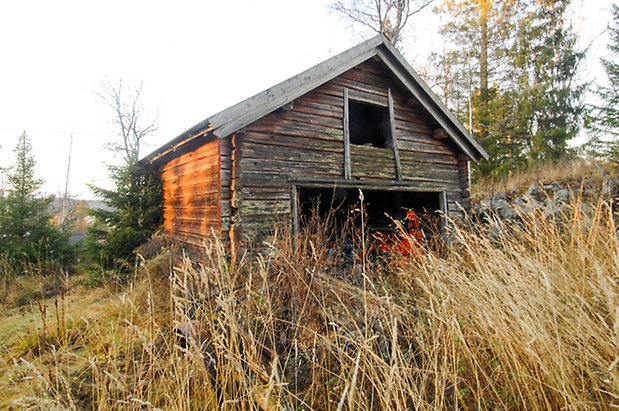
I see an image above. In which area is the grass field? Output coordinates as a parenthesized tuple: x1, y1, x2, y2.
(1, 161, 617, 410)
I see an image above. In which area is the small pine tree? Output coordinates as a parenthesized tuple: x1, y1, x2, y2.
(0, 132, 73, 274)
(586, 3, 619, 161)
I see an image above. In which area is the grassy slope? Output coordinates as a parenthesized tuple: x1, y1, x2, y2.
(472, 158, 618, 201)
(0, 159, 617, 410)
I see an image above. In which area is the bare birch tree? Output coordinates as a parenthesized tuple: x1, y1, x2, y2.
(330, 0, 435, 45)
(96, 79, 158, 164)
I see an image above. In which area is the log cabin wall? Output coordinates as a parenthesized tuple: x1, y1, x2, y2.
(232, 59, 467, 241)
(160, 138, 222, 248)
(220, 136, 232, 244)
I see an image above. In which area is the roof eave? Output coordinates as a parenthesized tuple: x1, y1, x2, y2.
(376, 41, 488, 162)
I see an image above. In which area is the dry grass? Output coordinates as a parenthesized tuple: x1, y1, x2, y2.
(472, 158, 618, 201)
(0, 194, 617, 409)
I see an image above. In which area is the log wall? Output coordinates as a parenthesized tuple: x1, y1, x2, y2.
(160, 138, 221, 248)
(233, 59, 467, 240)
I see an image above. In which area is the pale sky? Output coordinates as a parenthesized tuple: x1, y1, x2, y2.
(0, 0, 614, 198)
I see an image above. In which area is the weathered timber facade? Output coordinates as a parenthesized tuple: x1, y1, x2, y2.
(143, 35, 488, 250)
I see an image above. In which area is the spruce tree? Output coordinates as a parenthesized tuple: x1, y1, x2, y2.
(87, 161, 162, 271)
(524, 0, 585, 162)
(434, 0, 585, 176)
(586, 3, 619, 160)
(86, 80, 162, 273)
(0, 132, 72, 274)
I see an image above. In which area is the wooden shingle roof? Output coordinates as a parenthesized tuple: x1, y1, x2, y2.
(143, 35, 488, 166)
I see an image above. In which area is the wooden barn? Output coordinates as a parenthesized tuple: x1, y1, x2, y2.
(142, 35, 488, 250)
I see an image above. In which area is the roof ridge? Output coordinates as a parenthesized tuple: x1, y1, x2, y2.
(143, 34, 488, 166)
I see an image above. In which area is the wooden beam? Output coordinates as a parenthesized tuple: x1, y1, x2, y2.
(388, 89, 403, 181)
(348, 89, 388, 107)
(291, 184, 299, 238)
(377, 41, 488, 159)
(439, 190, 448, 230)
(343, 87, 352, 180)
(376, 49, 480, 162)
(290, 177, 446, 192)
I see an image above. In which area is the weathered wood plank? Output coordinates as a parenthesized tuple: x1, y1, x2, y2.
(160, 141, 219, 172)
(239, 157, 343, 176)
(347, 88, 388, 107)
(161, 157, 220, 179)
(269, 109, 343, 130)
(343, 87, 352, 180)
(388, 88, 403, 181)
(247, 120, 342, 141)
(161, 138, 221, 241)
(291, 185, 299, 237)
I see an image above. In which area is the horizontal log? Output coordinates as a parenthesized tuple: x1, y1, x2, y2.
(241, 135, 344, 155)
(295, 92, 345, 115)
(240, 189, 289, 201)
(273, 106, 343, 129)
(240, 157, 342, 176)
(246, 120, 342, 141)
(162, 173, 220, 191)
(166, 219, 220, 233)
(239, 199, 291, 215)
(164, 184, 219, 199)
(160, 140, 219, 172)
(161, 156, 219, 179)
(164, 197, 220, 209)
(241, 169, 345, 187)
(165, 226, 221, 243)
(165, 208, 219, 220)
(322, 78, 388, 100)
(290, 178, 460, 192)
(340, 67, 395, 91)
(347, 88, 388, 107)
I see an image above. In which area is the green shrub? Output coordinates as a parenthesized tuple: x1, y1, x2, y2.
(86, 161, 162, 274)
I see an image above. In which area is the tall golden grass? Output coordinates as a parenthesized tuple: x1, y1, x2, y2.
(1, 194, 617, 410)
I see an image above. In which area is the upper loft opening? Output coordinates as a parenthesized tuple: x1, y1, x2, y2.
(349, 100, 391, 148)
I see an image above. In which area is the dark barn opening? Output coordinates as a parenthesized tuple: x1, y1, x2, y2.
(297, 187, 442, 235)
(349, 101, 391, 148)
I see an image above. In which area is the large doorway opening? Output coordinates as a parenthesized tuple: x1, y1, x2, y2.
(296, 186, 444, 237)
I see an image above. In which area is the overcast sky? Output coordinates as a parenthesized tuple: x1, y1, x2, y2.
(0, 0, 613, 198)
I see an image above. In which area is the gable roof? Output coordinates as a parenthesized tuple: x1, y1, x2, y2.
(143, 35, 488, 166)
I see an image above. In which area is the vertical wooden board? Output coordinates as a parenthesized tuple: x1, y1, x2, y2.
(439, 190, 448, 229)
(220, 135, 233, 243)
(388, 88, 403, 181)
(457, 153, 471, 210)
(343, 87, 351, 180)
(291, 184, 299, 238)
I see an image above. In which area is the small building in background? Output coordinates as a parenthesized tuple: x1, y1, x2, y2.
(141, 35, 488, 251)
